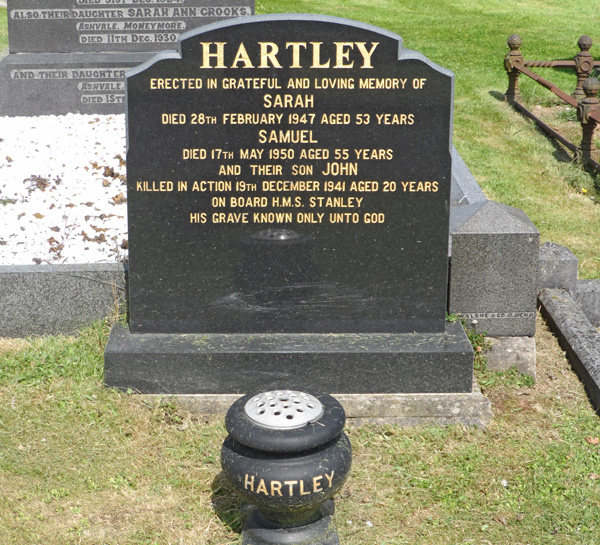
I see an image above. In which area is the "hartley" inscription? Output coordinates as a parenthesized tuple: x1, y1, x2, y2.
(244, 471, 335, 497)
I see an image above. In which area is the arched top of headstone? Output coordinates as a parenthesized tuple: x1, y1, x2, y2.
(128, 14, 453, 84)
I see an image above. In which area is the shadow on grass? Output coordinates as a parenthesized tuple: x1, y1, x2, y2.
(488, 89, 580, 166)
(211, 471, 246, 535)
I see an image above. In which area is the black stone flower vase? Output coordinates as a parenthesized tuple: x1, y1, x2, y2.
(221, 390, 352, 545)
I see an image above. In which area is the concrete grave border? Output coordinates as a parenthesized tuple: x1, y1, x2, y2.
(538, 243, 600, 413)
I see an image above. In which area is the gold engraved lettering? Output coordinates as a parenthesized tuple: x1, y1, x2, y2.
(324, 181, 346, 191)
(354, 148, 393, 160)
(322, 162, 358, 176)
(376, 113, 415, 125)
(250, 164, 283, 176)
(240, 149, 264, 160)
(136, 181, 173, 191)
(359, 77, 406, 89)
(355, 42, 379, 68)
(284, 480, 298, 496)
(364, 213, 386, 223)
(314, 78, 355, 89)
(334, 42, 355, 68)
(191, 181, 232, 191)
(241, 472, 336, 497)
(297, 212, 325, 223)
(162, 113, 186, 124)
(253, 212, 293, 223)
(256, 479, 268, 495)
(223, 113, 284, 125)
(330, 212, 360, 224)
(272, 196, 302, 207)
(259, 42, 283, 69)
(198, 41, 379, 70)
(218, 164, 241, 175)
(222, 78, 282, 90)
(258, 130, 318, 144)
(150, 78, 202, 90)
(231, 42, 254, 68)
(270, 481, 283, 496)
(263, 94, 314, 108)
(190, 212, 207, 223)
(230, 196, 268, 207)
(288, 77, 311, 89)
(299, 148, 329, 160)
(200, 42, 226, 69)
(212, 212, 249, 223)
(321, 113, 351, 124)
(262, 181, 320, 191)
(350, 181, 378, 191)
(401, 181, 439, 192)
(311, 42, 330, 69)
(309, 196, 363, 208)
(291, 164, 313, 175)
(183, 148, 206, 160)
(286, 42, 307, 68)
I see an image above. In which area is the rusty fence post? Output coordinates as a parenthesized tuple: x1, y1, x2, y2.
(577, 77, 600, 163)
(504, 34, 524, 103)
(574, 35, 594, 100)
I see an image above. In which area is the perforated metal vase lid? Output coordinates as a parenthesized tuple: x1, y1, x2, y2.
(244, 390, 324, 430)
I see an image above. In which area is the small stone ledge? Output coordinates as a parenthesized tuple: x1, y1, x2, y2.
(0, 263, 126, 337)
(487, 336, 536, 379)
(539, 288, 600, 411)
(144, 382, 494, 428)
(575, 280, 600, 327)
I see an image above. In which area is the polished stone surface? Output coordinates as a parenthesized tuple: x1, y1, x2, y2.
(126, 15, 454, 334)
(104, 321, 474, 394)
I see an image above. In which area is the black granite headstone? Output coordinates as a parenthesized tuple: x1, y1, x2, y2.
(105, 15, 474, 395)
(0, 0, 254, 115)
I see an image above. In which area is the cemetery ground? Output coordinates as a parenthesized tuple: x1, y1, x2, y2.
(2, 314, 600, 544)
(1, 0, 600, 544)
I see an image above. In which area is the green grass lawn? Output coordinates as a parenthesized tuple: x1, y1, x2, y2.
(1, 2, 600, 544)
(1, 315, 600, 544)
(259, 0, 600, 278)
(0, 8, 7, 51)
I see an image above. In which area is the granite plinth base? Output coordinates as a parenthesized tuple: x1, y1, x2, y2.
(0, 51, 153, 116)
(104, 321, 474, 395)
